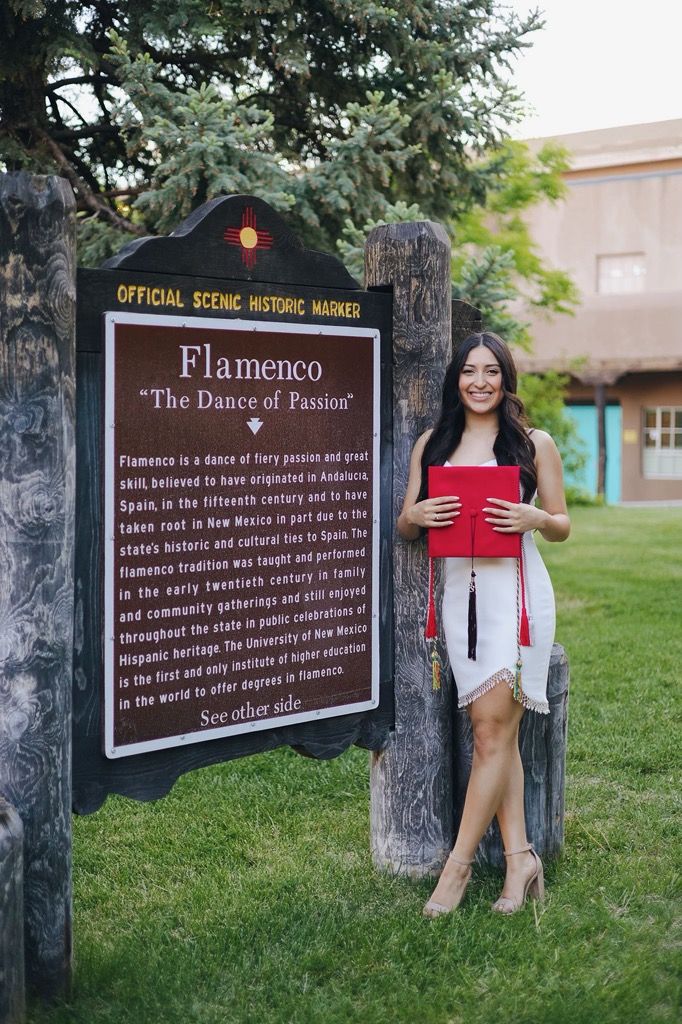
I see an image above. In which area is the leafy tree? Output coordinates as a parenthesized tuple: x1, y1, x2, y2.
(340, 139, 579, 343)
(1, 0, 544, 261)
(337, 140, 586, 478)
(518, 370, 587, 496)
(450, 139, 580, 345)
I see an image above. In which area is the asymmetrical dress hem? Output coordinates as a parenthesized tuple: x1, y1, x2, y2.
(456, 668, 550, 715)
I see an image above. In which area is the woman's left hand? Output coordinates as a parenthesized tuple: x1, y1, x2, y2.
(483, 498, 542, 534)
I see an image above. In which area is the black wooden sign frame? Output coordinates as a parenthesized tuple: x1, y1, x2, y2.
(73, 195, 394, 814)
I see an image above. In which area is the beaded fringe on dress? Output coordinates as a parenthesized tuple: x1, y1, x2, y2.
(458, 667, 550, 715)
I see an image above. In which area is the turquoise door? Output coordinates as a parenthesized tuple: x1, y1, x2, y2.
(564, 404, 622, 503)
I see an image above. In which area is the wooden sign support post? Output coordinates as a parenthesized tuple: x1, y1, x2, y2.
(365, 222, 454, 877)
(0, 174, 76, 1003)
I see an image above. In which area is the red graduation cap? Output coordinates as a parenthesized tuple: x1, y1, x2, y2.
(425, 465, 531, 691)
(428, 465, 522, 559)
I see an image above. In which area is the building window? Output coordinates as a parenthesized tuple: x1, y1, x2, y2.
(643, 407, 682, 478)
(597, 253, 646, 294)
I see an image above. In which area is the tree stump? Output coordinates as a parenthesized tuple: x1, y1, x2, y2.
(0, 173, 76, 998)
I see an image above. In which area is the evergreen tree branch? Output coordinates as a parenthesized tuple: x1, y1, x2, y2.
(33, 127, 146, 236)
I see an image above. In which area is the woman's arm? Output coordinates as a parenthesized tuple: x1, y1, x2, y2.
(482, 430, 570, 542)
(397, 430, 461, 540)
(532, 430, 570, 542)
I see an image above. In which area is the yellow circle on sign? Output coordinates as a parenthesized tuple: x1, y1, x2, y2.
(240, 226, 258, 249)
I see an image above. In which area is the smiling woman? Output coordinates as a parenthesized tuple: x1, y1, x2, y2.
(397, 330, 569, 918)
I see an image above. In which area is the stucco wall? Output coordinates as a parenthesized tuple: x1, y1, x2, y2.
(516, 122, 682, 502)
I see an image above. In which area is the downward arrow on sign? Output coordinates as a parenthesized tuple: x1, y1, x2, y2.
(247, 418, 263, 435)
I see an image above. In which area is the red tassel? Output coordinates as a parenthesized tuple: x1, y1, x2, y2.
(519, 606, 531, 646)
(425, 557, 437, 639)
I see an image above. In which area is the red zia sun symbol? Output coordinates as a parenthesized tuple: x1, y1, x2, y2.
(223, 207, 273, 268)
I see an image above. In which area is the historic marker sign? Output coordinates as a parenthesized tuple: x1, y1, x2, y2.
(72, 194, 392, 811)
(104, 313, 380, 757)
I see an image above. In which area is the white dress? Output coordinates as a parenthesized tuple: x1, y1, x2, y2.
(441, 460, 554, 714)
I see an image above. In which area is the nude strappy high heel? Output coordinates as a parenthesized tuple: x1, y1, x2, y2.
(423, 853, 473, 918)
(491, 842, 544, 914)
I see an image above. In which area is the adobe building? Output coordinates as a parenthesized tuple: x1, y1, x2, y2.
(516, 119, 682, 503)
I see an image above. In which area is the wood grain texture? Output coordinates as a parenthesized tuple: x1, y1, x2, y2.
(453, 643, 570, 865)
(0, 799, 25, 1024)
(451, 299, 482, 348)
(0, 173, 75, 997)
(365, 221, 454, 877)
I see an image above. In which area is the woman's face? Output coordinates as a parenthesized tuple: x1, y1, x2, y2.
(458, 345, 504, 415)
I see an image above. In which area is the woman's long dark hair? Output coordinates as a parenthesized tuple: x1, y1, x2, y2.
(419, 332, 537, 502)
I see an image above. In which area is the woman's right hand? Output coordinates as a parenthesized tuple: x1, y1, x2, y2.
(397, 429, 460, 541)
(404, 495, 460, 530)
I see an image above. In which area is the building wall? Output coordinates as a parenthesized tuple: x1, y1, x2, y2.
(617, 373, 682, 502)
(516, 121, 682, 502)
(531, 166, 682, 296)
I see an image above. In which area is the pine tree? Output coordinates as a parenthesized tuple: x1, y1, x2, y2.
(1, 0, 544, 261)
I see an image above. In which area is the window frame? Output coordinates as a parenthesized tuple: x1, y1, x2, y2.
(596, 252, 647, 295)
(642, 406, 682, 479)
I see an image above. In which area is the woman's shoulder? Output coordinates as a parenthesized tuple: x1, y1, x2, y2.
(528, 429, 561, 458)
(528, 427, 554, 445)
(414, 428, 434, 450)
(408, 428, 435, 467)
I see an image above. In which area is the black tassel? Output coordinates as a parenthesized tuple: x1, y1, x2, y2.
(467, 568, 477, 660)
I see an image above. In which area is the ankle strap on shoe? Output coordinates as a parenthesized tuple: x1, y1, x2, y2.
(503, 843, 533, 857)
(448, 852, 473, 866)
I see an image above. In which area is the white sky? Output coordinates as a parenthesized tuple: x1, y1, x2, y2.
(502, 0, 682, 139)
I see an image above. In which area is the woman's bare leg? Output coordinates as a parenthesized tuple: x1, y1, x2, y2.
(425, 682, 525, 911)
(493, 740, 538, 905)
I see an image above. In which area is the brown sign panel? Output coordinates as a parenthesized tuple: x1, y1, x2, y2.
(104, 313, 380, 757)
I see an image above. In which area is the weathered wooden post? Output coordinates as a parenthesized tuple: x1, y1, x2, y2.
(365, 222, 453, 876)
(0, 800, 25, 1023)
(0, 173, 76, 999)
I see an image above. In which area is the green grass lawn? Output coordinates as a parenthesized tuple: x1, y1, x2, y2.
(29, 507, 682, 1024)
